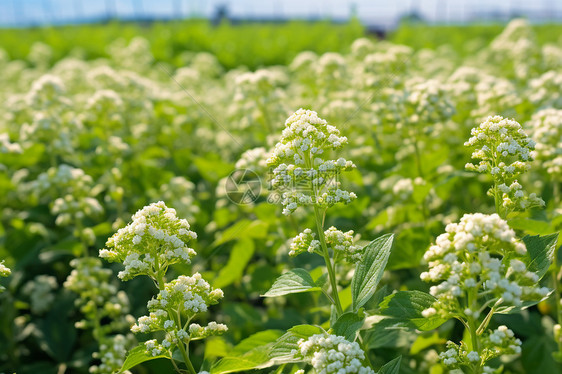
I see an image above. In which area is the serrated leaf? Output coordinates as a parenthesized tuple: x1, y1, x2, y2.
(270, 325, 324, 362)
(351, 233, 394, 312)
(331, 311, 365, 341)
(378, 291, 447, 331)
(120, 345, 168, 372)
(378, 356, 402, 374)
(523, 233, 558, 279)
(262, 269, 321, 297)
(365, 317, 416, 349)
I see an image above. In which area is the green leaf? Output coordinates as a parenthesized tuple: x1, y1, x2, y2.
(120, 345, 168, 372)
(270, 325, 324, 362)
(521, 335, 562, 374)
(351, 233, 394, 312)
(378, 291, 447, 331)
(211, 330, 284, 374)
(365, 317, 416, 349)
(378, 356, 402, 374)
(523, 233, 559, 279)
(193, 156, 233, 182)
(210, 347, 272, 374)
(262, 269, 321, 297)
(508, 218, 555, 235)
(331, 311, 365, 341)
(214, 238, 255, 289)
(495, 291, 554, 314)
(410, 332, 446, 354)
(212, 220, 268, 247)
(230, 330, 284, 356)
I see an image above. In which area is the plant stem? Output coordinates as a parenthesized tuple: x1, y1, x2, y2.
(177, 341, 196, 374)
(314, 206, 343, 318)
(412, 139, 424, 179)
(467, 289, 482, 374)
(553, 261, 562, 355)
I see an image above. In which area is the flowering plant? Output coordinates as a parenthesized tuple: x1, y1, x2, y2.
(100, 202, 226, 374)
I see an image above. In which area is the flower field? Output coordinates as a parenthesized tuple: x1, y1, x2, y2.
(0, 19, 561, 374)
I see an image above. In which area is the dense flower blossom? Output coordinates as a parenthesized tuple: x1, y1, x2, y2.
(439, 326, 521, 370)
(267, 109, 357, 215)
(421, 213, 549, 319)
(64, 257, 135, 331)
(22, 275, 58, 314)
(0, 261, 10, 293)
(294, 333, 374, 374)
(131, 273, 226, 356)
(526, 108, 562, 177)
(99, 201, 197, 280)
(30, 164, 103, 228)
(465, 115, 544, 212)
(90, 334, 135, 374)
(289, 227, 361, 263)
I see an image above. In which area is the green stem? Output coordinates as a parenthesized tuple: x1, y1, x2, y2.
(467, 289, 482, 374)
(412, 139, 424, 179)
(177, 340, 196, 374)
(553, 262, 562, 355)
(314, 206, 343, 318)
(494, 183, 504, 219)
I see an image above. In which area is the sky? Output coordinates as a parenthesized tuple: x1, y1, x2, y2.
(0, 0, 559, 28)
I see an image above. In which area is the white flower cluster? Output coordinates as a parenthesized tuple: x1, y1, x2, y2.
(529, 70, 562, 108)
(99, 201, 197, 280)
(26, 74, 67, 108)
(526, 108, 562, 177)
(22, 275, 58, 314)
(131, 273, 225, 356)
(0, 261, 10, 277)
(85, 89, 125, 127)
(154, 176, 200, 221)
(267, 109, 357, 215)
(439, 326, 521, 371)
(0, 261, 10, 293)
(289, 227, 361, 263)
(465, 115, 544, 212)
(404, 78, 455, 126)
(235, 147, 269, 175)
(294, 333, 374, 374)
(90, 334, 135, 374)
(31, 164, 103, 227)
(289, 228, 321, 257)
(316, 53, 347, 86)
(233, 69, 286, 101)
(392, 178, 414, 200)
(324, 227, 361, 263)
(421, 213, 549, 318)
(64, 257, 134, 331)
(188, 321, 229, 340)
(0, 133, 22, 154)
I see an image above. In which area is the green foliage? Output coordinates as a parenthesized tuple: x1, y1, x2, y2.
(120, 345, 169, 372)
(262, 268, 322, 297)
(378, 291, 447, 331)
(331, 311, 365, 341)
(523, 233, 559, 279)
(351, 234, 394, 312)
(0, 20, 364, 70)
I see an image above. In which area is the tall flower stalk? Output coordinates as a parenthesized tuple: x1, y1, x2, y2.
(100, 201, 227, 374)
(267, 108, 358, 318)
